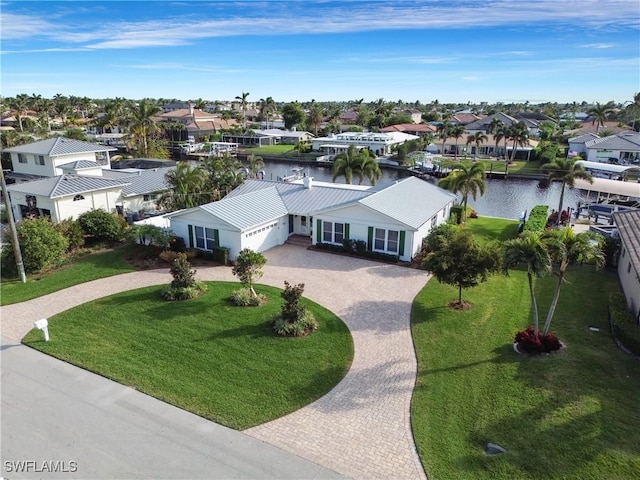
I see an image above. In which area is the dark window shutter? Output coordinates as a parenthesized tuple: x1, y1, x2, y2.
(345, 223, 350, 241)
(316, 219, 322, 243)
(188, 224, 194, 248)
(214, 229, 220, 247)
(367, 226, 373, 251)
(399, 231, 406, 256)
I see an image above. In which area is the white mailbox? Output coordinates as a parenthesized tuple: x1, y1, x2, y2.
(34, 318, 50, 341)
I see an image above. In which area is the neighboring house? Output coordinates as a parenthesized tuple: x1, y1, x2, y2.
(3, 137, 117, 177)
(311, 131, 419, 156)
(392, 108, 423, 124)
(167, 176, 456, 261)
(584, 132, 640, 164)
(250, 128, 314, 144)
(568, 133, 600, 157)
(451, 112, 483, 125)
(157, 104, 238, 139)
(6, 175, 129, 222)
(566, 121, 630, 137)
(613, 210, 640, 323)
(381, 124, 437, 136)
(105, 166, 175, 216)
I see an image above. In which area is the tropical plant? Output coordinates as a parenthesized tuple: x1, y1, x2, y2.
(421, 228, 501, 308)
(539, 228, 605, 335)
(437, 163, 487, 222)
(232, 248, 267, 298)
(437, 120, 453, 155)
(234, 92, 250, 128)
(331, 145, 382, 185)
(273, 281, 318, 336)
(306, 101, 324, 136)
(258, 96, 276, 127)
(126, 98, 164, 157)
(507, 121, 530, 162)
(78, 209, 127, 242)
(282, 101, 306, 130)
(540, 157, 593, 226)
(157, 162, 210, 210)
(466, 132, 488, 160)
(246, 153, 265, 179)
(587, 101, 615, 133)
(502, 232, 552, 334)
(161, 252, 207, 301)
(450, 125, 466, 160)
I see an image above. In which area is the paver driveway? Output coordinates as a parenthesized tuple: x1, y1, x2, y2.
(1, 244, 431, 479)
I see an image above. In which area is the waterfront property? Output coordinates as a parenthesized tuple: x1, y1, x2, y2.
(311, 131, 419, 156)
(167, 176, 456, 261)
(613, 210, 640, 322)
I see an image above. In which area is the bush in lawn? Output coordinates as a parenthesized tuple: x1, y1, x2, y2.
(161, 252, 207, 301)
(231, 248, 266, 298)
(515, 326, 562, 354)
(55, 218, 85, 251)
(609, 292, 640, 355)
(78, 209, 128, 243)
(523, 205, 549, 234)
(230, 288, 267, 306)
(273, 281, 318, 337)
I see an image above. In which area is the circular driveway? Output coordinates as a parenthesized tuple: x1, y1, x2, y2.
(1, 244, 431, 479)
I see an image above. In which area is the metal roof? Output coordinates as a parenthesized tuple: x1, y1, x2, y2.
(198, 187, 288, 230)
(568, 133, 599, 144)
(6, 175, 129, 199)
(3, 137, 117, 156)
(227, 179, 371, 215)
(358, 176, 456, 229)
(613, 209, 640, 280)
(585, 133, 640, 151)
(108, 166, 174, 197)
(59, 160, 103, 170)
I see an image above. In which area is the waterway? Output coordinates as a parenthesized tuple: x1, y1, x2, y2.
(261, 161, 587, 221)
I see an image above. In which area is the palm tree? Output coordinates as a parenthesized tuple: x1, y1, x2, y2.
(466, 132, 488, 160)
(258, 96, 276, 128)
(53, 93, 71, 126)
(540, 228, 605, 335)
(488, 118, 504, 157)
(158, 162, 209, 211)
(9, 94, 29, 132)
(307, 101, 324, 136)
(246, 153, 264, 178)
(127, 99, 162, 156)
(358, 151, 382, 185)
(503, 233, 552, 334)
(624, 92, 640, 131)
(450, 125, 466, 160)
(332, 145, 381, 185)
(507, 121, 529, 162)
(437, 121, 453, 155)
(437, 163, 486, 222)
(540, 157, 593, 226)
(493, 124, 508, 160)
(587, 101, 615, 133)
(193, 98, 207, 111)
(234, 92, 250, 128)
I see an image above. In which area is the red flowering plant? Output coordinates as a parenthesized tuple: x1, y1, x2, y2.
(515, 326, 562, 354)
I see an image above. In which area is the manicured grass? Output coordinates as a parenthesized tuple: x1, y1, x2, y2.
(242, 144, 297, 156)
(0, 245, 139, 306)
(23, 282, 353, 430)
(461, 216, 520, 244)
(411, 226, 640, 479)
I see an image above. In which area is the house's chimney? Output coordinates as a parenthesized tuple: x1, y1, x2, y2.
(188, 102, 194, 116)
(303, 176, 313, 189)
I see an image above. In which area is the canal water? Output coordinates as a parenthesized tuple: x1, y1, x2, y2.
(261, 161, 586, 221)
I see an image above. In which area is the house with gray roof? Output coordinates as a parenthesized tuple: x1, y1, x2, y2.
(3, 137, 117, 178)
(166, 176, 456, 261)
(584, 132, 640, 164)
(613, 210, 640, 322)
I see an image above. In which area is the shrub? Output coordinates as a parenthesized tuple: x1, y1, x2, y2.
(159, 250, 179, 264)
(232, 248, 266, 296)
(450, 205, 464, 224)
(609, 292, 640, 355)
(230, 288, 266, 306)
(1, 217, 68, 275)
(168, 235, 187, 252)
(273, 281, 318, 336)
(160, 252, 207, 301)
(523, 205, 549, 234)
(196, 246, 230, 265)
(78, 209, 127, 242)
(515, 326, 562, 354)
(55, 218, 85, 251)
(128, 224, 172, 248)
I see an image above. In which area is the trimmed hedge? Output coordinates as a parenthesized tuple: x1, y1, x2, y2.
(314, 242, 400, 263)
(195, 246, 230, 265)
(609, 292, 640, 356)
(523, 205, 548, 233)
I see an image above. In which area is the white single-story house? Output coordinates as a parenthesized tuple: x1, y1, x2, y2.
(584, 132, 640, 164)
(568, 133, 600, 157)
(311, 131, 419, 157)
(613, 210, 640, 323)
(3, 137, 117, 177)
(167, 176, 456, 261)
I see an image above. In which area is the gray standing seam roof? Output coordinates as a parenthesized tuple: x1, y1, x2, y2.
(107, 166, 175, 197)
(59, 160, 102, 170)
(3, 137, 117, 156)
(6, 175, 130, 199)
(585, 133, 640, 151)
(613, 210, 640, 280)
(199, 187, 288, 230)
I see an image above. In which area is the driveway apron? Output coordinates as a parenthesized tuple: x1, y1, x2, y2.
(1, 244, 431, 480)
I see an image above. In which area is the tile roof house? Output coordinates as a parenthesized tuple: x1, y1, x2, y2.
(167, 176, 456, 261)
(613, 210, 640, 322)
(157, 105, 238, 138)
(381, 124, 437, 136)
(3, 137, 117, 178)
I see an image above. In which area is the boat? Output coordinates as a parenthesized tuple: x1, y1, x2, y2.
(279, 167, 305, 182)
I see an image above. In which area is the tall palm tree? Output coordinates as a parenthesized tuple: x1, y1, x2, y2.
(626, 92, 640, 131)
(503, 233, 552, 334)
(127, 99, 162, 157)
(234, 92, 250, 128)
(540, 228, 605, 335)
(258, 96, 276, 128)
(507, 121, 529, 162)
(450, 125, 466, 160)
(493, 124, 508, 160)
(332, 145, 381, 185)
(437, 120, 453, 155)
(53, 93, 71, 126)
(540, 157, 593, 226)
(246, 153, 265, 178)
(488, 117, 504, 157)
(307, 101, 324, 136)
(437, 163, 486, 222)
(9, 94, 30, 132)
(158, 162, 209, 211)
(587, 101, 615, 133)
(466, 132, 487, 160)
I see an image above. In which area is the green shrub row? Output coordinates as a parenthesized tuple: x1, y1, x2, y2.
(195, 246, 230, 265)
(314, 242, 400, 263)
(609, 292, 640, 356)
(523, 205, 549, 233)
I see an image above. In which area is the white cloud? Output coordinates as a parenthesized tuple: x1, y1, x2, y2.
(581, 43, 618, 49)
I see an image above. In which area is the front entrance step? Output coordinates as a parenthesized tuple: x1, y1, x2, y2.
(286, 235, 312, 247)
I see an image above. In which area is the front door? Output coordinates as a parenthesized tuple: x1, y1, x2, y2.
(300, 216, 309, 235)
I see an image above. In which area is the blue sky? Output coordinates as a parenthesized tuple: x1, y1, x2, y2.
(1, 1, 639, 104)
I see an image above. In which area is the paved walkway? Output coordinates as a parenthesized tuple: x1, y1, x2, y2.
(1, 244, 431, 479)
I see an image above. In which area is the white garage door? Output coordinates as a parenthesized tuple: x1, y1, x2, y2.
(244, 220, 282, 253)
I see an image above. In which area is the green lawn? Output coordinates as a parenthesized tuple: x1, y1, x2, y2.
(23, 282, 353, 430)
(411, 222, 640, 479)
(1, 245, 139, 306)
(437, 158, 543, 177)
(242, 144, 297, 156)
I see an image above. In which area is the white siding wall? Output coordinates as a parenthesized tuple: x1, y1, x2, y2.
(9, 189, 121, 222)
(11, 153, 57, 177)
(240, 217, 288, 257)
(586, 148, 623, 162)
(617, 243, 640, 321)
(122, 194, 162, 214)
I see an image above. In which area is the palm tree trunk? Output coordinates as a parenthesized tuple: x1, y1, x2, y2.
(556, 181, 566, 226)
(542, 273, 564, 335)
(528, 273, 539, 334)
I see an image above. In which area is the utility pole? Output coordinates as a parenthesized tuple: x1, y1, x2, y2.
(0, 168, 26, 283)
